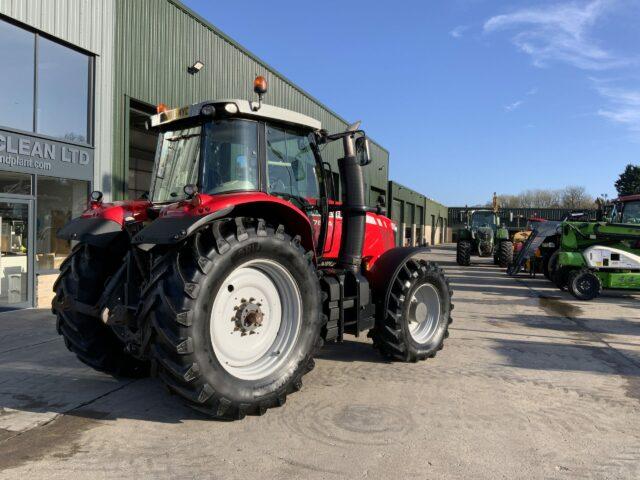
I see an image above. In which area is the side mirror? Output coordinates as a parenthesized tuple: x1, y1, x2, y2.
(355, 136, 371, 165)
(377, 194, 386, 208)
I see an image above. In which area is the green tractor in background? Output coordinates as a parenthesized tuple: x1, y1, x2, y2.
(456, 207, 513, 267)
(551, 194, 640, 300)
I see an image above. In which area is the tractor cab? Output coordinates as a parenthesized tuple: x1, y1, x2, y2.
(611, 195, 640, 225)
(140, 83, 382, 264)
(470, 209, 498, 231)
(148, 97, 322, 210)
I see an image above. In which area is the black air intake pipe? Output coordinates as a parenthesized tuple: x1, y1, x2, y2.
(337, 137, 366, 273)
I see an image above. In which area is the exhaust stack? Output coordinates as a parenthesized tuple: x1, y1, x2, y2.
(337, 123, 367, 273)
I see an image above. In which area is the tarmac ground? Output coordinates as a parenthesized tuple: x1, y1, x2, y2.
(0, 245, 639, 479)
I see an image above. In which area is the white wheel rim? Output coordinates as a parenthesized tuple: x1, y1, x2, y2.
(407, 283, 441, 344)
(210, 259, 301, 380)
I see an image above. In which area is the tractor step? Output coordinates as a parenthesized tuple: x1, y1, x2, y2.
(320, 270, 375, 342)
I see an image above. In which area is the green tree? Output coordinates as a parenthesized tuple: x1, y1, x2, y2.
(615, 164, 640, 196)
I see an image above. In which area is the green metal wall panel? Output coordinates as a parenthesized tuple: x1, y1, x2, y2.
(112, 0, 388, 199)
(388, 181, 448, 231)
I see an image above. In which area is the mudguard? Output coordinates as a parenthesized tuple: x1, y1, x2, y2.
(57, 217, 123, 248)
(132, 206, 233, 251)
(558, 251, 587, 268)
(367, 246, 431, 312)
(496, 227, 509, 241)
(458, 229, 472, 241)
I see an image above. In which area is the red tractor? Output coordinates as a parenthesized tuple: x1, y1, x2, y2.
(53, 78, 452, 419)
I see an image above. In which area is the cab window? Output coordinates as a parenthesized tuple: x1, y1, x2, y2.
(620, 201, 640, 224)
(201, 119, 259, 195)
(266, 125, 319, 201)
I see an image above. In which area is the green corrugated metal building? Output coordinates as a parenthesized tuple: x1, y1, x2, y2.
(0, 0, 446, 308)
(388, 181, 449, 247)
(112, 0, 389, 203)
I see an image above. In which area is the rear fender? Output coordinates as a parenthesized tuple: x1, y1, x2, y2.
(232, 201, 315, 253)
(133, 200, 315, 254)
(132, 207, 233, 251)
(57, 200, 150, 248)
(57, 217, 125, 248)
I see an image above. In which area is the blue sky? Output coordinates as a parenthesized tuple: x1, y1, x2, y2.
(183, 0, 640, 206)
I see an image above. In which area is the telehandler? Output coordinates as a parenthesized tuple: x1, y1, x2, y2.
(551, 194, 640, 300)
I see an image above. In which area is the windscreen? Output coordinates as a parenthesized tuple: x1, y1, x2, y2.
(150, 126, 201, 202)
(620, 201, 640, 224)
(471, 211, 496, 228)
(201, 119, 259, 194)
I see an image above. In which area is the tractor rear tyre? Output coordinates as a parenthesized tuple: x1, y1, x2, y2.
(456, 241, 471, 266)
(567, 269, 602, 301)
(496, 240, 513, 268)
(372, 260, 452, 362)
(52, 244, 149, 377)
(145, 218, 322, 420)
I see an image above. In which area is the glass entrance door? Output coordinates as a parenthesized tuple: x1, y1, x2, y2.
(0, 200, 31, 308)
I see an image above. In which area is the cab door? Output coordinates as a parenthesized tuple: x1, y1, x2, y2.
(264, 125, 327, 250)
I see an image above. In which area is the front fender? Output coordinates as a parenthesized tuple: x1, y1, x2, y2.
(367, 246, 431, 312)
(496, 227, 509, 241)
(558, 251, 587, 268)
(57, 217, 124, 248)
(458, 229, 472, 241)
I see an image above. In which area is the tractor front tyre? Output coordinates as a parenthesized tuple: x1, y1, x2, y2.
(567, 269, 602, 301)
(372, 260, 452, 362)
(496, 240, 514, 268)
(543, 250, 559, 280)
(52, 244, 149, 377)
(552, 266, 571, 291)
(456, 241, 471, 266)
(145, 218, 322, 420)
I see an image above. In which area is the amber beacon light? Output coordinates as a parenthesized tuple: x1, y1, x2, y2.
(252, 76, 268, 111)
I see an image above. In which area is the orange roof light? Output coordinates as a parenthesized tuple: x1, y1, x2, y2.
(157, 103, 169, 114)
(253, 76, 268, 95)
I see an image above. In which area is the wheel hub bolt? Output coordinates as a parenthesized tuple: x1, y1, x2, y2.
(233, 298, 264, 335)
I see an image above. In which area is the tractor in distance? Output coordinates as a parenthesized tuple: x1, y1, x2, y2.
(551, 194, 640, 300)
(456, 195, 513, 267)
(52, 77, 453, 420)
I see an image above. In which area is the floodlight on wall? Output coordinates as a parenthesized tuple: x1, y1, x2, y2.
(188, 60, 204, 75)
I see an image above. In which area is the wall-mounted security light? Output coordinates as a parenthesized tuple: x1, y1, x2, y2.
(188, 60, 204, 75)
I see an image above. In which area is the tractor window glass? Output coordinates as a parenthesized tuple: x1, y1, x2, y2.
(471, 212, 496, 228)
(150, 125, 201, 202)
(621, 201, 640, 224)
(201, 119, 258, 195)
(266, 126, 319, 202)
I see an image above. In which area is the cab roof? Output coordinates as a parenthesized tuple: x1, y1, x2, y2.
(149, 99, 322, 131)
(618, 194, 640, 202)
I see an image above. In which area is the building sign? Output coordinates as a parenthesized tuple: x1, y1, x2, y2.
(0, 129, 93, 181)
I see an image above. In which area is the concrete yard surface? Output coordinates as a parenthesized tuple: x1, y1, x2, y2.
(0, 245, 639, 479)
